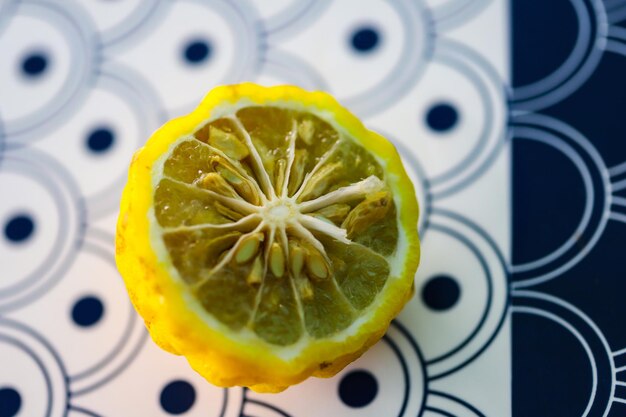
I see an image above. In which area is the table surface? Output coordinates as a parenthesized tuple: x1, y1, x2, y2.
(1, 1, 626, 416)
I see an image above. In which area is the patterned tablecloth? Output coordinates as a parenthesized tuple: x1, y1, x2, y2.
(1, 1, 625, 416)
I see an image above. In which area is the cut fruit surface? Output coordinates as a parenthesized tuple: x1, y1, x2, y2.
(115, 84, 420, 392)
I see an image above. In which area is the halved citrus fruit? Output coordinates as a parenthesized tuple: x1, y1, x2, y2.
(115, 83, 420, 392)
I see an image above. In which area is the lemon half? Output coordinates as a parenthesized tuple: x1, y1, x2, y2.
(115, 83, 420, 392)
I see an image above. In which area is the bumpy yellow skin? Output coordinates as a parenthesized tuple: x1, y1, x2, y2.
(115, 84, 420, 392)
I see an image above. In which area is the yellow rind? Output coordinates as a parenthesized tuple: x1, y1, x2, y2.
(115, 83, 420, 392)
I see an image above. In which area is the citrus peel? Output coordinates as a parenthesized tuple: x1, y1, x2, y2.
(115, 83, 420, 392)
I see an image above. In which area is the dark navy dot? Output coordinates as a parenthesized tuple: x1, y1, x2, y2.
(425, 103, 459, 132)
(160, 380, 196, 415)
(4, 214, 35, 243)
(338, 370, 378, 408)
(422, 275, 461, 311)
(71, 296, 104, 327)
(183, 40, 211, 64)
(350, 27, 380, 53)
(0, 387, 21, 417)
(21, 52, 48, 77)
(86, 127, 115, 153)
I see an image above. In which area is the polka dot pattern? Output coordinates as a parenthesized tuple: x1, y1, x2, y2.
(3, 214, 35, 243)
(86, 127, 115, 153)
(338, 370, 379, 408)
(350, 27, 380, 53)
(159, 380, 196, 415)
(422, 275, 461, 311)
(425, 103, 459, 133)
(0, 387, 21, 417)
(71, 296, 105, 327)
(183, 40, 212, 65)
(20, 52, 48, 77)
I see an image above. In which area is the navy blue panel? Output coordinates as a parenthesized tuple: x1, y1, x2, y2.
(512, 0, 626, 416)
(608, 404, 626, 417)
(512, 313, 592, 417)
(538, 224, 626, 348)
(541, 52, 626, 168)
(511, 139, 586, 265)
(512, 0, 578, 87)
